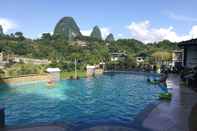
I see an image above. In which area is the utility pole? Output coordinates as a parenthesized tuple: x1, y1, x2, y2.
(75, 58, 77, 79)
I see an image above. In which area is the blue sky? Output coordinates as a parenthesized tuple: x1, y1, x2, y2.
(0, 0, 197, 42)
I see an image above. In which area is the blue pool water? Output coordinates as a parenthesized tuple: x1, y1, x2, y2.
(0, 73, 162, 128)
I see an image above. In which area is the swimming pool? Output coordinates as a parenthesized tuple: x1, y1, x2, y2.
(0, 72, 162, 129)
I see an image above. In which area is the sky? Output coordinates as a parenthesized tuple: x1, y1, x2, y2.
(0, 0, 197, 43)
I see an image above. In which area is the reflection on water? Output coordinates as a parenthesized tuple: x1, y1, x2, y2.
(0, 73, 162, 127)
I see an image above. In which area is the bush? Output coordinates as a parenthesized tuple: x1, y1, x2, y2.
(6, 63, 47, 77)
(0, 69, 5, 77)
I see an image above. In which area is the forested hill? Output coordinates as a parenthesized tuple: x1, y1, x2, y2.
(0, 34, 178, 61)
(0, 16, 179, 65)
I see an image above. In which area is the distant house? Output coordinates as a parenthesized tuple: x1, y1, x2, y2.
(0, 61, 7, 69)
(179, 39, 197, 68)
(0, 52, 15, 62)
(171, 50, 184, 68)
(70, 40, 88, 47)
(14, 57, 51, 65)
(0, 52, 12, 69)
(0, 52, 51, 69)
(86, 65, 96, 76)
(0, 52, 4, 62)
(111, 53, 127, 62)
(46, 68, 61, 81)
(136, 57, 145, 65)
(136, 53, 149, 65)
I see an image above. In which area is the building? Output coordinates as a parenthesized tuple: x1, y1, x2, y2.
(0, 52, 15, 62)
(70, 40, 88, 47)
(171, 50, 184, 68)
(46, 68, 61, 81)
(179, 39, 197, 68)
(136, 57, 145, 65)
(136, 53, 150, 65)
(14, 57, 51, 65)
(0, 62, 7, 69)
(0, 52, 3, 62)
(0, 52, 11, 69)
(86, 65, 104, 76)
(0, 52, 51, 68)
(111, 53, 127, 62)
(86, 65, 96, 76)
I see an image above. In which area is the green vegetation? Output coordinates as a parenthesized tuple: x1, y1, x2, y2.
(0, 33, 178, 76)
(0, 25, 3, 35)
(4, 63, 47, 77)
(159, 93, 172, 100)
(0, 17, 180, 78)
(151, 51, 172, 64)
(60, 71, 86, 79)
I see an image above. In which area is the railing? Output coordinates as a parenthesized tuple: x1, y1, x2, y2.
(104, 70, 160, 76)
(0, 73, 51, 84)
(0, 73, 49, 79)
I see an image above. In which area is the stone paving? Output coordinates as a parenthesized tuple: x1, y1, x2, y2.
(143, 74, 197, 131)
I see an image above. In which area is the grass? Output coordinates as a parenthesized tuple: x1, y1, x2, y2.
(60, 70, 86, 79)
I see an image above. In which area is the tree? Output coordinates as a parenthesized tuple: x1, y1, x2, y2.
(41, 33, 52, 40)
(0, 69, 5, 78)
(152, 51, 172, 65)
(0, 25, 3, 35)
(15, 32, 25, 41)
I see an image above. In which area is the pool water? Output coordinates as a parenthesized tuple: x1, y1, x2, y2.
(0, 73, 162, 128)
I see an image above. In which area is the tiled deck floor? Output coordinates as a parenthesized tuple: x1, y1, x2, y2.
(143, 74, 197, 131)
(3, 74, 197, 131)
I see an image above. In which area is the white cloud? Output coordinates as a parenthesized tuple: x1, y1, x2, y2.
(81, 29, 91, 36)
(0, 18, 17, 32)
(127, 20, 197, 43)
(117, 33, 123, 37)
(165, 11, 197, 22)
(189, 25, 197, 38)
(81, 27, 111, 38)
(100, 27, 110, 38)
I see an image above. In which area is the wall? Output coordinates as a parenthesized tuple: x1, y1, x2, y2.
(0, 74, 52, 84)
(14, 57, 51, 65)
(172, 50, 184, 67)
(95, 69, 104, 75)
(186, 46, 197, 68)
(49, 72, 60, 81)
(86, 68, 103, 77)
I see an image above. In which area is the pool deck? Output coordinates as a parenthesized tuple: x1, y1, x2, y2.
(2, 74, 197, 131)
(143, 74, 197, 131)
